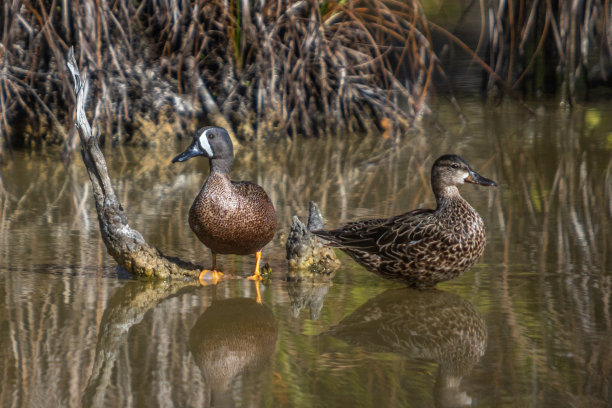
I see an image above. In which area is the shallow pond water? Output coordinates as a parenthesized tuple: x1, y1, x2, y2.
(0, 99, 611, 407)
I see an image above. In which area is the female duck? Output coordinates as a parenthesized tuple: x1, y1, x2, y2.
(172, 127, 277, 283)
(312, 155, 497, 288)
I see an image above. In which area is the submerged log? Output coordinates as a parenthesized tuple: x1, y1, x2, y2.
(65, 47, 200, 280)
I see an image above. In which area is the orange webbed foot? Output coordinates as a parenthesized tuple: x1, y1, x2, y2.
(198, 269, 224, 285)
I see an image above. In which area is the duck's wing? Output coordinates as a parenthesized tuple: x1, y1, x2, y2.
(311, 217, 386, 249)
(312, 208, 435, 253)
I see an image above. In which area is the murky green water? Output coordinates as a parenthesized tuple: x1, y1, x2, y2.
(1, 99, 611, 407)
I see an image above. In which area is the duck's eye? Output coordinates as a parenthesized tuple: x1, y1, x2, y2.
(208, 133, 215, 140)
(451, 163, 460, 169)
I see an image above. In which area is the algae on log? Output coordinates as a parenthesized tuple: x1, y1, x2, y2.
(286, 202, 340, 282)
(65, 47, 200, 280)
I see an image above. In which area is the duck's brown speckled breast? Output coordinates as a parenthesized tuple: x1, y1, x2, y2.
(189, 173, 277, 255)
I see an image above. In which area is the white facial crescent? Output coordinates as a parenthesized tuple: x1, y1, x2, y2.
(198, 129, 214, 157)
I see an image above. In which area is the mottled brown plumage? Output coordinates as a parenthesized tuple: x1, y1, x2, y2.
(312, 155, 497, 287)
(172, 126, 277, 281)
(189, 174, 277, 255)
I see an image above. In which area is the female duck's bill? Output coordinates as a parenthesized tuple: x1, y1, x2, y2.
(465, 167, 497, 186)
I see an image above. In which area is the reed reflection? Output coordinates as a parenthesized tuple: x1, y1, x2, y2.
(326, 287, 487, 408)
(82, 279, 202, 407)
(189, 286, 278, 408)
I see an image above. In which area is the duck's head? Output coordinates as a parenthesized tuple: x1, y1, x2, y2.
(172, 126, 234, 172)
(431, 155, 497, 197)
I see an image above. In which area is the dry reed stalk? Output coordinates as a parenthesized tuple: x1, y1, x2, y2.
(0, 0, 448, 159)
(482, 0, 611, 102)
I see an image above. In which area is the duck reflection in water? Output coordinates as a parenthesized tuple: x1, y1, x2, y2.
(189, 283, 278, 408)
(325, 287, 487, 408)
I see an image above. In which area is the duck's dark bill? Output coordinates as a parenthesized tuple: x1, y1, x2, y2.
(172, 142, 204, 163)
(466, 171, 498, 187)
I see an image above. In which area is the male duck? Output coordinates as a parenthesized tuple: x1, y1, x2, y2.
(172, 126, 277, 283)
(312, 155, 497, 288)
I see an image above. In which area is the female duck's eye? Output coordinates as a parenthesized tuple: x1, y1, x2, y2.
(451, 163, 460, 169)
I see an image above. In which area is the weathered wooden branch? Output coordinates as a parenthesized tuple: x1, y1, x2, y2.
(66, 46, 200, 280)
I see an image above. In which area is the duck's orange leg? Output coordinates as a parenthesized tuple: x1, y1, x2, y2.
(199, 253, 224, 285)
(246, 251, 263, 281)
(253, 279, 262, 304)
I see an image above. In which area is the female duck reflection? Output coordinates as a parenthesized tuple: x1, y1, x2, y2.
(189, 284, 278, 408)
(326, 288, 487, 407)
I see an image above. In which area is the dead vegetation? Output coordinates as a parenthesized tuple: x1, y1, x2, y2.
(0, 0, 445, 160)
(479, 0, 612, 102)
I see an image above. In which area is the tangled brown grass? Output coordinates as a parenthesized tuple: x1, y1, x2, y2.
(0, 0, 442, 158)
(480, 0, 612, 102)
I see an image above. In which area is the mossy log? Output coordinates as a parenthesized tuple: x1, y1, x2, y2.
(285, 201, 340, 282)
(66, 47, 200, 280)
